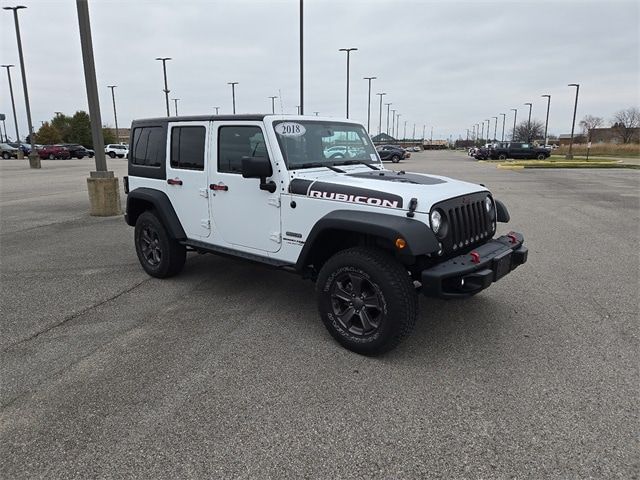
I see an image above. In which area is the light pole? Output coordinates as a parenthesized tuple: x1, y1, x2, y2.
(524, 102, 532, 142)
(403, 120, 407, 141)
(338, 47, 357, 118)
(485, 120, 491, 142)
(299, 0, 304, 114)
(213, 106, 220, 114)
(1, 117, 7, 143)
(4, 6, 39, 167)
(430, 126, 433, 144)
(296, 105, 301, 114)
(376, 92, 386, 135)
(412, 123, 416, 141)
(313, 111, 319, 116)
(172, 98, 179, 116)
(541, 94, 551, 146)
(396, 114, 401, 140)
(492, 116, 498, 142)
(107, 85, 119, 143)
(228, 82, 238, 114)
(268, 95, 278, 114)
(76, 0, 120, 215)
(480, 122, 485, 142)
(385, 102, 392, 135)
(499, 113, 506, 142)
(1, 64, 19, 145)
(363, 76, 376, 133)
(476, 123, 479, 143)
(155, 57, 171, 117)
(566, 83, 580, 159)
(511, 108, 518, 141)
(390, 109, 396, 137)
(472, 124, 476, 142)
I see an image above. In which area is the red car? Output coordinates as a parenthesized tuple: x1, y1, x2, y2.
(38, 145, 70, 160)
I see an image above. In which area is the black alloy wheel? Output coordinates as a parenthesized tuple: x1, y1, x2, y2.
(140, 225, 162, 267)
(391, 155, 400, 163)
(537, 153, 546, 160)
(134, 211, 186, 278)
(330, 271, 383, 337)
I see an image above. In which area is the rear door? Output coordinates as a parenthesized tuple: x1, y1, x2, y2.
(165, 121, 211, 239)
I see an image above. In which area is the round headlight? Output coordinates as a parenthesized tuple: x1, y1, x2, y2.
(430, 210, 442, 234)
(485, 197, 493, 213)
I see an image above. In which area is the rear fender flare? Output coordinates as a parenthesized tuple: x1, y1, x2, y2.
(125, 187, 186, 240)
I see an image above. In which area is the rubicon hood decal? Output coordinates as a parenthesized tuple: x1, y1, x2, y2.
(289, 178, 403, 208)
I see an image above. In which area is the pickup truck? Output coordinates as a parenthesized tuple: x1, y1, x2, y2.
(489, 142, 551, 160)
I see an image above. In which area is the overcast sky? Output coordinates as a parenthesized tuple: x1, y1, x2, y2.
(1, 0, 639, 141)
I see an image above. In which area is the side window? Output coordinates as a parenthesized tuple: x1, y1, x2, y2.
(218, 126, 267, 174)
(170, 126, 206, 170)
(131, 126, 163, 167)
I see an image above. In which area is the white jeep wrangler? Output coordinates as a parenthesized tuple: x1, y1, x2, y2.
(124, 115, 527, 354)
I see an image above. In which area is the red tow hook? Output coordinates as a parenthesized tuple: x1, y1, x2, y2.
(470, 251, 480, 264)
(507, 232, 518, 244)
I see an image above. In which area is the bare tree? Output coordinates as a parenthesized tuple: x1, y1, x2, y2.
(579, 115, 603, 141)
(511, 120, 545, 143)
(612, 107, 640, 143)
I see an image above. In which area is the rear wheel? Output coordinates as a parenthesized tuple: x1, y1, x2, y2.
(108, 151, 116, 158)
(2, 152, 9, 159)
(391, 155, 400, 163)
(316, 247, 417, 355)
(537, 153, 546, 160)
(498, 153, 507, 160)
(134, 211, 186, 278)
(48, 153, 55, 160)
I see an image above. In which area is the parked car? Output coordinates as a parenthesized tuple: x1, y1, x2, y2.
(473, 147, 491, 160)
(37, 144, 70, 160)
(412, 146, 421, 152)
(375, 145, 406, 163)
(323, 145, 366, 159)
(0, 142, 20, 159)
(489, 142, 551, 160)
(61, 143, 90, 159)
(105, 144, 129, 158)
(8, 142, 31, 155)
(84, 147, 95, 158)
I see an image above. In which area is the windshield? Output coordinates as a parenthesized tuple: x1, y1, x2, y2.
(273, 120, 379, 169)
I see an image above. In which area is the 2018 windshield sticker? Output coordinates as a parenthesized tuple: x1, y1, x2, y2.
(276, 122, 306, 136)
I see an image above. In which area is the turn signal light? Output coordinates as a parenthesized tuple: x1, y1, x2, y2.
(395, 238, 407, 249)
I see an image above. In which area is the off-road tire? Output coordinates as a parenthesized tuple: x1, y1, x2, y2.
(391, 155, 400, 163)
(316, 247, 418, 355)
(134, 211, 186, 278)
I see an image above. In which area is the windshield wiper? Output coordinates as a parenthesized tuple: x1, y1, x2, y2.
(294, 162, 345, 173)
(334, 159, 380, 170)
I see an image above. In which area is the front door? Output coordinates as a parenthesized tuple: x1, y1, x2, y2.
(165, 121, 211, 239)
(209, 122, 281, 253)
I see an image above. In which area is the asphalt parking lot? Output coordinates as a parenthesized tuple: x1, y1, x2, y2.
(1, 151, 638, 479)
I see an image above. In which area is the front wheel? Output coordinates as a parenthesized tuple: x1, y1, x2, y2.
(498, 153, 507, 160)
(2, 152, 9, 159)
(537, 153, 546, 160)
(316, 247, 418, 355)
(391, 155, 400, 163)
(134, 211, 186, 278)
(108, 151, 116, 158)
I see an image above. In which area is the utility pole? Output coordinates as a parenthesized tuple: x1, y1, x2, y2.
(338, 47, 357, 118)
(566, 83, 580, 159)
(363, 76, 376, 133)
(542, 94, 551, 146)
(268, 95, 278, 114)
(1, 64, 20, 146)
(228, 82, 238, 114)
(376, 92, 386, 135)
(172, 98, 179, 116)
(511, 108, 518, 141)
(4, 6, 39, 167)
(107, 85, 119, 143)
(76, 0, 120, 215)
(155, 57, 171, 117)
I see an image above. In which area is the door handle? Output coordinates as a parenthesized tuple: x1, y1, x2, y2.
(167, 178, 183, 186)
(210, 183, 228, 191)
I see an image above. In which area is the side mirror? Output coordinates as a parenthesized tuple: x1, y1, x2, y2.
(241, 156, 272, 179)
(241, 156, 276, 193)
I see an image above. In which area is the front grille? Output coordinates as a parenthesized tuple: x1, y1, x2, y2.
(433, 192, 495, 254)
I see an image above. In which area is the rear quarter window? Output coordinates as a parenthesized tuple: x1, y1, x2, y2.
(131, 127, 163, 167)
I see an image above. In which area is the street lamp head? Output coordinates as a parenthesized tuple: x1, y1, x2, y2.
(228, 81, 238, 85)
(524, 102, 532, 106)
(376, 92, 386, 96)
(511, 108, 517, 112)
(155, 57, 171, 61)
(107, 85, 116, 89)
(3, 6, 27, 10)
(568, 83, 579, 87)
(541, 94, 551, 98)
(339, 47, 358, 52)
(363, 76, 377, 80)
(1, 64, 15, 68)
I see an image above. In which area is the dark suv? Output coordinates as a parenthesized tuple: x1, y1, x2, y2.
(375, 145, 406, 163)
(61, 144, 91, 159)
(490, 142, 550, 160)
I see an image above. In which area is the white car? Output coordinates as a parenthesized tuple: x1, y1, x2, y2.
(105, 144, 129, 158)
(124, 115, 527, 354)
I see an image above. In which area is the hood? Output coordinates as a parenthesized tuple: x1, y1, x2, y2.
(289, 166, 487, 213)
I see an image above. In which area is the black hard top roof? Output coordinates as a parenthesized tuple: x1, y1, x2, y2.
(131, 114, 267, 125)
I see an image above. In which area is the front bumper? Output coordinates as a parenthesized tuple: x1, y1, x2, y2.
(421, 232, 527, 298)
